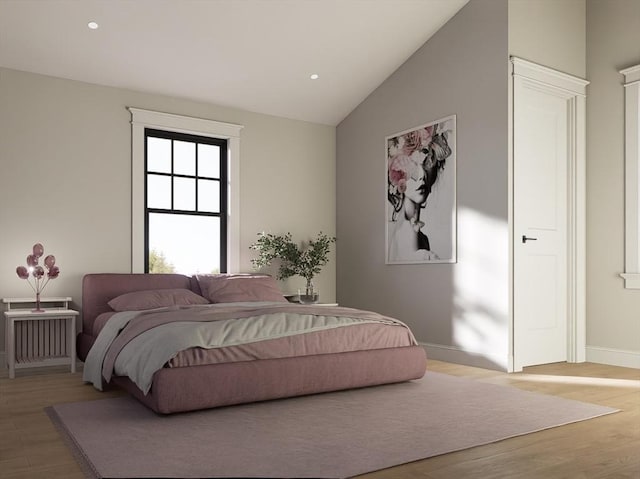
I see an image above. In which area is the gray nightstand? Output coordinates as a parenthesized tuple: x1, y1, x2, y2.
(3, 297, 78, 378)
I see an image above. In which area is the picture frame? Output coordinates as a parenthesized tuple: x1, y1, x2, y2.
(385, 115, 456, 264)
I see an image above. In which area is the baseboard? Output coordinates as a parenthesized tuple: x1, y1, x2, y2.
(586, 346, 640, 369)
(420, 342, 508, 372)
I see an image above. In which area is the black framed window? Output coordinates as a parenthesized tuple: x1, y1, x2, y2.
(144, 128, 227, 274)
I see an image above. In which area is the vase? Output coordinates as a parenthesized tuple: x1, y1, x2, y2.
(32, 292, 45, 313)
(298, 279, 319, 304)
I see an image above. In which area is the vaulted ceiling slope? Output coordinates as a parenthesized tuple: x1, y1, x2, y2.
(0, 0, 469, 125)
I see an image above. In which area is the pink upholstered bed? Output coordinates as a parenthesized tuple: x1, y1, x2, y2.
(77, 273, 427, 414)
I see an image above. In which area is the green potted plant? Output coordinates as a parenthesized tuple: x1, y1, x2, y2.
(250, 232, 336, 303)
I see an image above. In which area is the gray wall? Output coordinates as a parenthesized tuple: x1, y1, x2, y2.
(509, 0, 586, 78)
(0, 68, 336, 353)
(586, 0, 640, 361)
(336, 0, 510, 370)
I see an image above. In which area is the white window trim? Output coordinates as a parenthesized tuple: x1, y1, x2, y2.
(128, 107, 243, 274)
(620, 65, 640, 289)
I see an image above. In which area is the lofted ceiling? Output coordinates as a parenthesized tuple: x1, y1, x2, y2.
(0, 0, 469, 125)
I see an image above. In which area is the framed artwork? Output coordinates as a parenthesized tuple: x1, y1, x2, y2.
(386, 115, 456, 264)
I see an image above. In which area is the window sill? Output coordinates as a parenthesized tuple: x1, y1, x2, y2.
(620, 273, 640, 289)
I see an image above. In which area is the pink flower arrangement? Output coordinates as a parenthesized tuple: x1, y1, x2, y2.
(16, 243, 60, 312)
(388, 126, 435, 193)
(401, 126, 434, 156)
(388, 155, 412, 193)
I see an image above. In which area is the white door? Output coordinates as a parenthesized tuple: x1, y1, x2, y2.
(513, 79, 568, 370)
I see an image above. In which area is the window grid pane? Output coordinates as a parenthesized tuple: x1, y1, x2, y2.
(174, 140, 196, 176)
(197, 179, 220, 213)
(198, 143, 220, 178)
(147, 174, 172, 209)
(174, 177, 196, 211)
(147, 137, 172, 173)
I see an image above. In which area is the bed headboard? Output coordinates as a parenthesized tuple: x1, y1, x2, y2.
(78, 273, 199, 360)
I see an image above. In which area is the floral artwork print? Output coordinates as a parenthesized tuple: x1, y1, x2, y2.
(386, 115, 456, 264)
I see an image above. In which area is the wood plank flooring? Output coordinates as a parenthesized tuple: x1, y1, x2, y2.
(0, 360, 638, 479)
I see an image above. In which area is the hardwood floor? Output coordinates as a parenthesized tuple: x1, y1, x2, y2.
(0, 360, 638, 478)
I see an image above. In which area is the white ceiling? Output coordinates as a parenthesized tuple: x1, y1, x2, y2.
(0, 0, 468, 125)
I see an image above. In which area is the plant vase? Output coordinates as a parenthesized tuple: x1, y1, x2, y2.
(298, 279, 319, 304)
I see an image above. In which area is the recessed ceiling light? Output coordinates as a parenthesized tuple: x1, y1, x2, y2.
(310, 74, 319, 80)
(88, 21, 99, 30)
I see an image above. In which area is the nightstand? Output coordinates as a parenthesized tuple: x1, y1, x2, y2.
(3, 297, 78, 379)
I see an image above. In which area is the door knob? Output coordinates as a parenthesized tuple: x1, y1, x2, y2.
(522, 235, 538, 243)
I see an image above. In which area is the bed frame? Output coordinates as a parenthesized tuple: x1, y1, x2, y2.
(78, 273, 427, 414)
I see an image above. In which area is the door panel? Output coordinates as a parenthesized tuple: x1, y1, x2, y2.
(514, 81, 568, 370)
(519, 107, 559, 229)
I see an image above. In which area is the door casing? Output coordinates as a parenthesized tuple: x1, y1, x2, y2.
(508, 57, 589, 372)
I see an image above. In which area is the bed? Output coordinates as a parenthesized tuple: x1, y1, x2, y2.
(77, 273, 427, 414)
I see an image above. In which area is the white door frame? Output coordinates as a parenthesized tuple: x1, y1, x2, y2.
(508, 57, 589, 372)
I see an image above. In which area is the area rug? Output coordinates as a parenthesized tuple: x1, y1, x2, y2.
(46, 371, 617, 479)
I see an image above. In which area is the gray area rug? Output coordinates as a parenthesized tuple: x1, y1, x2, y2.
(46, 371, 617, 479)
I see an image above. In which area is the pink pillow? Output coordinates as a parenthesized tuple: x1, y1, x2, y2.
(108, 288, 209, 311)
(196, 274, 287, 304)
